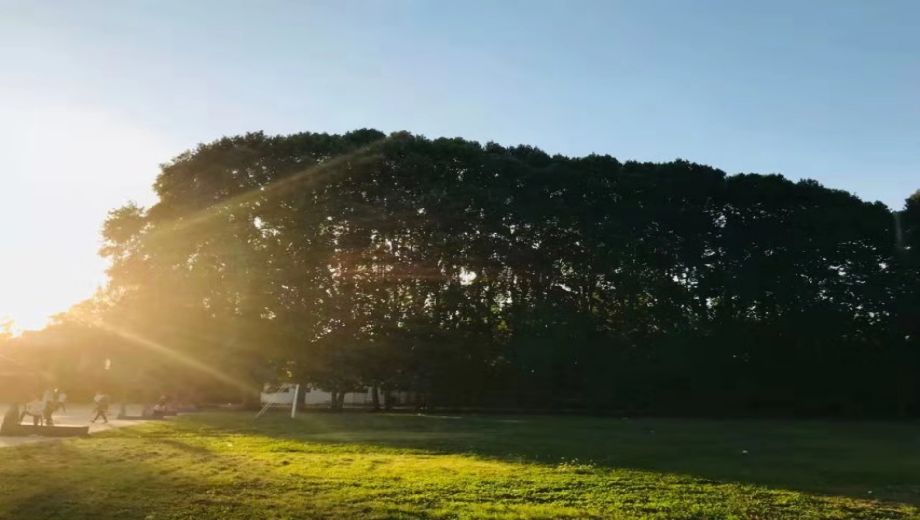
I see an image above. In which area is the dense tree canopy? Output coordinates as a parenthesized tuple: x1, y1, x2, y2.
(3, 130, 918, 416)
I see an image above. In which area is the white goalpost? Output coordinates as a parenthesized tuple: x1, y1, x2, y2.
(256, 383, 299, 419)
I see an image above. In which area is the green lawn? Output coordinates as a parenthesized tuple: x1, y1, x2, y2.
(1, 412, 918, 519)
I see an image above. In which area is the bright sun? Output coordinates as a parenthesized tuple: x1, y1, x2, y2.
(0, 96, 170, 332)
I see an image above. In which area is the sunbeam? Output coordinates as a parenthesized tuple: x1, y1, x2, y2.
(147, 138, 388, 242)
(88, 318, 254, 395)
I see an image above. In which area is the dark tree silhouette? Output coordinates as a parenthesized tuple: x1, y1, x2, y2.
(4, 130, 917, 417)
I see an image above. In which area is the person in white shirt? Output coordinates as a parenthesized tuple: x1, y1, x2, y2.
(20, 396, 44, 426)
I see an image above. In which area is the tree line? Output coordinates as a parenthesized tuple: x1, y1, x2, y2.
(3, 130, 918, 416)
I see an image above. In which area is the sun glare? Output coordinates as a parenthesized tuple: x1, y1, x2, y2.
(0, 98, 171, 331)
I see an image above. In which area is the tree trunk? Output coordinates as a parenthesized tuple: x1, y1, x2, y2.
(329, 390, 339, 411)
(371, 385, 380, 411)
(382, 389, 393, 411)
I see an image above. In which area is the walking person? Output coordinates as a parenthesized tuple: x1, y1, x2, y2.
(42, 392, 57, 426)
(91, 391, 110, 424)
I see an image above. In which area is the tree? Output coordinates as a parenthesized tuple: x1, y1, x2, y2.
(71, 129, 920, 417)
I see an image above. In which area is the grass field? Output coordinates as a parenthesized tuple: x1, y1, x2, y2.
(0, 412, 918, 519)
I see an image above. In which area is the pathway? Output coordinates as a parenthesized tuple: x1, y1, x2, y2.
(0, 403, 153, 448)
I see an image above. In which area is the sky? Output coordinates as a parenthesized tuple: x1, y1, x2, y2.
(1, 0, 918, 331)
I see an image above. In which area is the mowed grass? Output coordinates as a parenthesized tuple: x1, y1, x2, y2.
(0, 412, 918, 519)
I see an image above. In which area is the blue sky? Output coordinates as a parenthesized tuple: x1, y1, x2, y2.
(1, 0, 918, 329)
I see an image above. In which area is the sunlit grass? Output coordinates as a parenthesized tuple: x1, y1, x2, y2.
(0, 413, 917, 519)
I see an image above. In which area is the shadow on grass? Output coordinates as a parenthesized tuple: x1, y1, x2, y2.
(185, 411, 920, 507)
(0, 438, 284, 520)
(1, 412, 917, 519)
